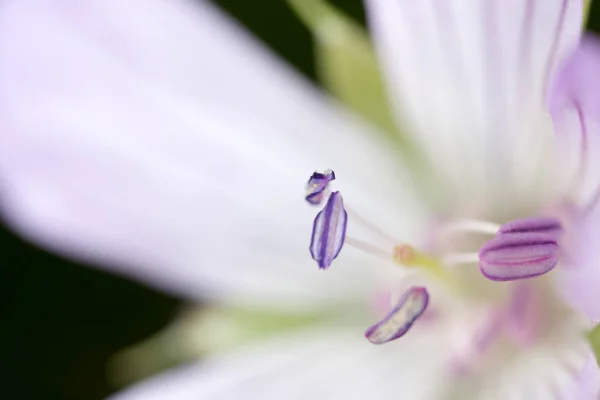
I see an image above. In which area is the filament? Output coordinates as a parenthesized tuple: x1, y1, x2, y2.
(442, 252, 480, 267)
(345, 236, 391, 261)
(441, 219, 500, 237)
(345, 205, 397, 246)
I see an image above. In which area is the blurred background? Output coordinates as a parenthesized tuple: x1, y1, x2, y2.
(0, 1, 599, 399)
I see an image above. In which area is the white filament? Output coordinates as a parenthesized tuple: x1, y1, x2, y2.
(344, 236, 391, 261)
(441, 219, 501, 237)
(442, 252, 480, 267)
(345, 205, 398, 246)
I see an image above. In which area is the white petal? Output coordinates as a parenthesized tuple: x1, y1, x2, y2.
(0, 0, 426, 309)
(110, 327, 449, 400)
(110, 291, 592, 400)
(365, 0, 582, 206)
(112, 316, 590, 400)
(563, 355, 600, 400)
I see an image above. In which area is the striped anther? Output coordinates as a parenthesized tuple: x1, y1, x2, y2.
(479, 233, 559, 281)
(498, 217, 563, 239)
(305, 169, 335, 205)
(365, 286, 429, 344)
(309, 191, 347, 269)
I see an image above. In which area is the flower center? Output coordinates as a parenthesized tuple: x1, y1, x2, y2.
(305, 170, 565, 346)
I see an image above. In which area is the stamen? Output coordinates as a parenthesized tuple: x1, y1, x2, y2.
(309, 191, 347, 269)
(498, 217, 563, 239)
(479, 233, 560, 281)
(305, 169, 335, 205)
(305, 170, 404, 268)
(365, 286, 429, 345)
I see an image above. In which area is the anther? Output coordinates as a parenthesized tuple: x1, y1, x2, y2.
(498, 217, 563, 239)
(309, 191, 347, 269)
(365, 286, 429, 345)
(305, 169, 335, 205)
(479, 233, 560, 281)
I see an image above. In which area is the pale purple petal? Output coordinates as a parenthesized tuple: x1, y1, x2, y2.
(557, 209, 600, 320)
(364, 0, 582, 201)
(563, 354, 600, 400)
(549, 34, 600, 116)
(549, 35, 600, 204)
(549, 34, 600, 319)
(0, 0, 425, 310)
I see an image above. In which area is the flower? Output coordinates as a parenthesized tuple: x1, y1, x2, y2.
(1, 0, 600, 399)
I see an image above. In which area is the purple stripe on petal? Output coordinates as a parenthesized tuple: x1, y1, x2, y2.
(519, 0, 536, 71)
(542, 0, 568, 98)
(365, 286, 429, 345)
(479, 233, 560, 281)
(309, 191, 347, 269)
(548, 35, 600, 215)
(509, 284, 532, 326)
(305, 170, 335, 205)
(573, 99, 589, 158)
(518, 0, 535, 100)
(498, 217, 563, 239)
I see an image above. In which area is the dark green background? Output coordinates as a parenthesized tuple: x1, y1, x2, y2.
(0, 1, 598, 399)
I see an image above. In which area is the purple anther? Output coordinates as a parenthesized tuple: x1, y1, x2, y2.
(498, 217, 563, 239)
(365, 286, 429, 345)
(479, 233, 560, 281)
(309, 191, 347, 269)
(305, 169, 336, 205)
